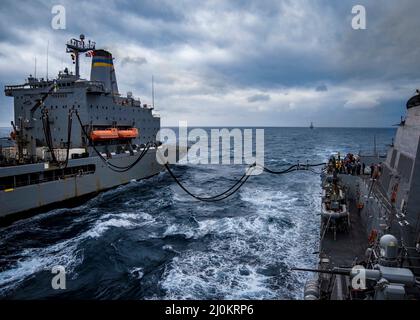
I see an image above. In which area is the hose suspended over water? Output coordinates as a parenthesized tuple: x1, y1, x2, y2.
(161, 161, 256, 202)
(258, 162, 326, 174)
(157, 148, 327, 202)
(76, 110, 327, 201)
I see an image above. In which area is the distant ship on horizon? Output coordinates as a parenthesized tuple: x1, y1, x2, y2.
(309, 122, 314, 129)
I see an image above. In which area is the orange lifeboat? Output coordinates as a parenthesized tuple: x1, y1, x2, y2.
(118, 128, 139, 139)
(90, 128, 119, 141)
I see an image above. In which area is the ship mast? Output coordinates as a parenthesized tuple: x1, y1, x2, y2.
(66, 34, 96, 78)
(152, 75, 155, 109)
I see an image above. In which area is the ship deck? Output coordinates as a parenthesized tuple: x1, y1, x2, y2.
(318, 174, 372, 299)
(320, 199, 368, 268)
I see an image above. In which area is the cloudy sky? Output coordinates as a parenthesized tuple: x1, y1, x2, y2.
(0, 0, 419, 127)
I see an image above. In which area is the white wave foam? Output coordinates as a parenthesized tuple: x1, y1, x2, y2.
(159, 182, 320, 299)
(130, 267, 144, 280)
(161, 254, 277, 300)
(0, 210, 156, 294)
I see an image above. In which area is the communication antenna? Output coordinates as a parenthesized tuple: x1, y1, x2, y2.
(66, 34, 95, 78)
(152, 75, 155, 109)
(34, 56, 37, 78)
(46, 40, 49, 80)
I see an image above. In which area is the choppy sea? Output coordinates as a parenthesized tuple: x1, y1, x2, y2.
(0, 127, 395, 299)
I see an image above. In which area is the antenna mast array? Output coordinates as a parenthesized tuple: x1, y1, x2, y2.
(152, 75, 155, 109)
(66, 34, 96, 78)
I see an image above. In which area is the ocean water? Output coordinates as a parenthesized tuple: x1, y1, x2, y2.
(0, 127, 395, 299)
(0, 128, 10, 138)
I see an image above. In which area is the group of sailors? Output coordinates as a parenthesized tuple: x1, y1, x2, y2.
(328, 153, 382, 178)
(328, 153, 363, 175)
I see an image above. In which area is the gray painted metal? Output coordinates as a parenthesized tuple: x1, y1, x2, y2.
(0, 148, 163, 218)
(1, 37, 162, 218)
(313, 93, 420, 300)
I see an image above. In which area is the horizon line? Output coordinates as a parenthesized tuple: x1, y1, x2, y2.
(0, 125, 396, 129)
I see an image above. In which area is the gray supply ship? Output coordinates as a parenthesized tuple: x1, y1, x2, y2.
(0, 35, 163, 220)
(296, 92, 420, 300)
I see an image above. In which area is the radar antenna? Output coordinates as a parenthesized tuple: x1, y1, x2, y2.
(66, 34, 95, 78)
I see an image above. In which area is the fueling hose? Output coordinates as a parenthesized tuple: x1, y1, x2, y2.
(41, 108, 73, 168)
(76, 111, 326, 201)
(41, 109, 58, 163)
(161, 160, 256, 202)
(156, 149, 326, 202)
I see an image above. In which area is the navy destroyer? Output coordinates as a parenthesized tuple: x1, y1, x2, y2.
(295, 92, 420, 300)
(0, 35, 163, 219)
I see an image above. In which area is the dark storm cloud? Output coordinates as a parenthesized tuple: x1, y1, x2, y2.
(0, 0, 419, 127)
(121, 56, 148, 67)
(247, 94, 270, 103)
(326, 0, 420, 82)
(315, 85, 328, 92)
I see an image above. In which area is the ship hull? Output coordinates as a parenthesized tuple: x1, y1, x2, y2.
(0, 148, 164, 219)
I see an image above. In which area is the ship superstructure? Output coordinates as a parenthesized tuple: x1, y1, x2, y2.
(0, 35, 163, 219)
(297, 91, 420, 300)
